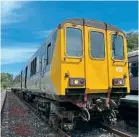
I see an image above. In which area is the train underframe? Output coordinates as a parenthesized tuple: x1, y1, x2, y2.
(12, 88, 127, 131)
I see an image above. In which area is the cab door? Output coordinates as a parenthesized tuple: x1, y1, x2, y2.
(61, 23, 85, 93)
(107, 31, 129, 92)
(85, 27, 109, 93)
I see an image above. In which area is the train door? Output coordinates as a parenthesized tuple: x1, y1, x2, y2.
(40, 43, 51, 92)
(40, 53, 45, 91)
(21, 71, 23, 89)
(85, 26, 109, 93)
(106, 30, 129, 93)
(129, 61, 138, 93)
(61, 24, 85, 94)
(25, 66, 28, 88)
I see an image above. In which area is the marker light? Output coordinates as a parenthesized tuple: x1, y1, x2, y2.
(113, 78, 125, 86)
(69, 78, 85, 86)
(74, 80, 79, 84)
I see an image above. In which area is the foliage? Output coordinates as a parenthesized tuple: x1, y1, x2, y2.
(0, 73, 13, 89)
(126, 32, 138, 52)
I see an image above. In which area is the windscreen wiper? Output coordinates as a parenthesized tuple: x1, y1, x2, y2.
(112, 32, 118, 57)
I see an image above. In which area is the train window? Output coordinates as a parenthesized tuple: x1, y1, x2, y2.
(90, 31, 105, 58)
(51, 29, 57, 57)
(21, 71, 23, 81)
(66, 27, 82, 57)
(111, 34, 124, 60)
(30, 57, 37, 76)
(130, 62, 138, 77)
(47, 43, 51, 65)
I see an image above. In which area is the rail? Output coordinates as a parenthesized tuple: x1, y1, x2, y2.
(12, 91, 135, 137)
(16, 93, 70, 137)
(100, 123, 133, 137)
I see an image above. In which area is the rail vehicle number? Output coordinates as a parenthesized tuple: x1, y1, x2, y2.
(116, 67, 123, 72)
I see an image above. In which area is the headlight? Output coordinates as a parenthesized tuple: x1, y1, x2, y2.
(112, 78, 125, 86)
(69, 78, 85, 86)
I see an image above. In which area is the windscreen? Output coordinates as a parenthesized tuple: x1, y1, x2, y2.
(66, 27, 82, 57)
(111, 34, 124, 60)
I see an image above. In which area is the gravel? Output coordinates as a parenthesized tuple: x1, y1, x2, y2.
(1, 91, 138, 137)
(1, 91, 54, 137)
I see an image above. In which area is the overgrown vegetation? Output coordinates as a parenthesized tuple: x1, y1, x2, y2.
(1, 73, 13, 90)
(0, 32, 138, 90)
(126, 32, 138, 52)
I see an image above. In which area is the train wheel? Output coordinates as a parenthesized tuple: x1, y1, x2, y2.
(102, 109, 117, 125)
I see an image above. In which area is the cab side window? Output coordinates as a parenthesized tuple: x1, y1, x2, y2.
(47, 43, 51, 65)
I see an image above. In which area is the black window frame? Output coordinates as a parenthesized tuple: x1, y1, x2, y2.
(47, 43, 51, 65)
(90, 31, 105, 59)
(30, 57, 37, 76)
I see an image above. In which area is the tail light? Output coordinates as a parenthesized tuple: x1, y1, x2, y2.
(113, 78, 125, 86)
(80, 79, 85, 84)
(69, 78, 85, 86)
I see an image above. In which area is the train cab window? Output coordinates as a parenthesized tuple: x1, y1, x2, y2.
(66, 28, 82, 57)
(47, 43, 51, 65)
(111, 34, 124, 60)
(90, 31, 105, 58)
(51, 29, 57, 57)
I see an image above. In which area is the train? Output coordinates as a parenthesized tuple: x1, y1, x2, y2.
(128, 50, 138, 95)
(11, 18, 130, 131)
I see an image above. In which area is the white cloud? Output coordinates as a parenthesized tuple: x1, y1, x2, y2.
(1, 47, 37, 65)
(124, 29, 138, 34)
(38, 30, 53, 38)
(1, 1, 27, 25)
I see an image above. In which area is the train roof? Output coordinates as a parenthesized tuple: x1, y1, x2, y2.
(14, 18, 125, 79)
(58, 18, 125, 35)
(128, 50, 139, 57)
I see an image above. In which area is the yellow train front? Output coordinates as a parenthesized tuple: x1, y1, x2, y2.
(52, 19, 129, 103)
(12, 18, 130, 131)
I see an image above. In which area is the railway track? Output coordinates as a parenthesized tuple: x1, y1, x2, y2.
(100, 123, 133, 137)
(1, 90, 137, 137)
(14, 92, 136, 137)
(1, 91, 57, 137)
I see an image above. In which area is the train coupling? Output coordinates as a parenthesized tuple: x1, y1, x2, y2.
(62, 122, 75, 131)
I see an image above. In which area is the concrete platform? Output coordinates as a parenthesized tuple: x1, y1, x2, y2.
(120, 95, 138, 108)
(119, 95, 138, 122)
(0, 90, 7, 112)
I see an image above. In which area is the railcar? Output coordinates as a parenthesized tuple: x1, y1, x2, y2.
(128, 50, 138, 95)
(12, 18, 130, 131)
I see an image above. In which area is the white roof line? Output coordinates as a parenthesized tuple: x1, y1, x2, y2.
(128, 50, 139, 57)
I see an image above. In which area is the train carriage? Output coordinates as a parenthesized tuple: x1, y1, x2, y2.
(12, 18, 130, 130)
(128, 50, 138, 95)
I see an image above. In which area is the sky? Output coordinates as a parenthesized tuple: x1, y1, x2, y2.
(1, 1, 138, 77)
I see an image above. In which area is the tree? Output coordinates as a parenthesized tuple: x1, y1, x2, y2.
(126, 32, 138, 52)
(0, 73, 13, 90)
